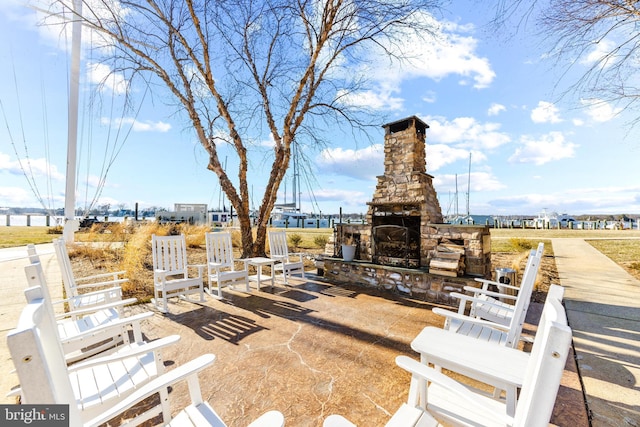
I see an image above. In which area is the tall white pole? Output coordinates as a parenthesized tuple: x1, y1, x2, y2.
(63, 0, 82, 242)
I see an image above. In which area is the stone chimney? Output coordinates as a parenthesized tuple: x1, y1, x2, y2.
(368, 116, 443, 223)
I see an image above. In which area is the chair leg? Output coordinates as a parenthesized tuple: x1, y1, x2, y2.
(216, 280, 223, 299)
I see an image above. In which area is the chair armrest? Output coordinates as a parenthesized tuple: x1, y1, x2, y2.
(70, 285, 123, 299)
(84, 353, 216, 427)
(154, 269, 168, 283)
(395, 356, 510, 424)
(474, 278, 520, 292)
(432, 307, 511, 332)
(68, 334, 180, 371)
(463, 286, 518, 301)
(451, 292, 516, 314)
(76, 270, 127, 282)
(54, 297, 138, 320)
(74, 278, 128, 291)
(58, 311, 154, 346)
(188, 263, 206, 278)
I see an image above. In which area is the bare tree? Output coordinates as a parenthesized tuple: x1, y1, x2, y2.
(493, 0, 640, 122)
(44, 0, 443, 256)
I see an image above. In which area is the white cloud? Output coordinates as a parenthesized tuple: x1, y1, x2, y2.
(101, 117, 171, 132)
(316, 144, 384, 180)
(405, 22, 495, 89)
(487, 103, 506, 116)
(0, 152, 65, 181)
(581, 99, 622, 122)
(336, 89, 404, 111)
(580, 39, 616, 67)
(87, 62, 128, 95)
(509, 132, 578, 165)
(422, 91, 437, 104)
(425, 144, 486, 172)
(531, 101, 562, 124)
(312, 188, 371, 208)
(434, 171, 506, 193)
(425, 116, 511, 150)
(336, 13, 495, 110)
(0, 186, 37, 206)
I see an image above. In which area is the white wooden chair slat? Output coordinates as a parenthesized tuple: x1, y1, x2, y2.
(408, 285, 568, 422)
(205, 232, 249, 298)
(469, 242, 545, 326)
(49, 240, 127, 312)
(433, 243, 544, 349)
(326, 289, 571, 427)
(82, 353, 285, 427)
(179, 404, 226, 427)
(24, 262, 152, 363)
(8, 284, 183, 425)
(152, 234, 205, 313)
(268, 231, 305, 285)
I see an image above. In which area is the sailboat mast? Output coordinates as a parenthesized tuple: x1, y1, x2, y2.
(455, 174, 459, 217)
(466, 152, 471, 217)
(63, 0, 82, 242)
(292, 142, 299, 212)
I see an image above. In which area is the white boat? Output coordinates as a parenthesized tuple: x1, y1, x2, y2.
(270, 208, 331, 228)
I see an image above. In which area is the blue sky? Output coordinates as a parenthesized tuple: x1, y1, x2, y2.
(1, 0, 639, 217)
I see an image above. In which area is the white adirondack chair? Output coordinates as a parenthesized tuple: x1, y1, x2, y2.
(205, 231, 249, 297)
(467, 242, 545, 325)
(268, 230, 305, 285)
(410, 285, 565, 417)
(151, 234, 205, 313)
(84, 354, 286, 427)
(23, 261, 153, 363)
(51, 238, 128, 312)
(7, 285, 181, 425)
(324, 288, 572, 427)
(431, 244, 543, 348)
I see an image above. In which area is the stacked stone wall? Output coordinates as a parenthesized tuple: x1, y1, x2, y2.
(322, 258, 480, 307)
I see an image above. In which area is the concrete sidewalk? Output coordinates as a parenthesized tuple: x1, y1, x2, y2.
(552, 238, 640, 426)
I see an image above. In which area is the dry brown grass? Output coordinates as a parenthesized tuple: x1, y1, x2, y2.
(587, 239, 640, 281)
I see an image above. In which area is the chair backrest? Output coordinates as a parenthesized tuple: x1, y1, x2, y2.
(26, 243, 40, 264)
(23, 262, 60, 328)
(268, 231, 290, 259)
(205, 232, 236, 269)
(514, 285, 571, 427)
(52, 238, 80, 299)
(7, 284, 82, 425)
(504, 247, 543, 346)
(152, 234, 189, 278)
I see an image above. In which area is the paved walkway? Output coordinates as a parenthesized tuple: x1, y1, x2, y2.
(552, 238, 640, 426)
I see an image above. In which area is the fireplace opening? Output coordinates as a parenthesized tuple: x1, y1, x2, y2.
(372, 215, 421, 268)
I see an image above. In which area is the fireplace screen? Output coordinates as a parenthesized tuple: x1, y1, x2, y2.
(372, 223, 420, 268)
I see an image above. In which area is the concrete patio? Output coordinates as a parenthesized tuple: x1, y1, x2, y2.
(2, 239, 636, 426)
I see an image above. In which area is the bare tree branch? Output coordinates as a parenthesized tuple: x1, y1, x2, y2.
(44, 0, 444, 255)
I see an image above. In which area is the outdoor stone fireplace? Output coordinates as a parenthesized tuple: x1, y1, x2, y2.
(325, 116, 492, 305)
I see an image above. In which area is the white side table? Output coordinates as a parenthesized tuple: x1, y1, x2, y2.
(243, 257, 276, 291)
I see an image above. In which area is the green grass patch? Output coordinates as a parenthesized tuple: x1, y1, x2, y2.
(0, 226, 57, 248)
